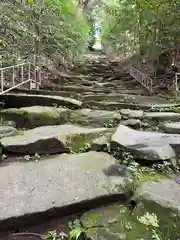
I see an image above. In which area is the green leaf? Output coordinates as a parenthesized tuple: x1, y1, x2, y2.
(0, 40, 7, 49)
(69, 228, 85, 240)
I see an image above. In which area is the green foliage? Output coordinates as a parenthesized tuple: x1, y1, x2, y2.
(69, 219, 87, 240)
(101, 0, 180, 58)
(0, 0, 90, 66)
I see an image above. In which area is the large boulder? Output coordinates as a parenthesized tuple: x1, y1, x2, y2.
(0, 106, 70, 128)
(111, 125, 179, 160)
(69, 108, 121, 127)
(0, 152, 117, 230)
(1, 124, 110, 154)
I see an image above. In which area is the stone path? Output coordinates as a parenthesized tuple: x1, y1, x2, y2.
(1, 55, 180, 236)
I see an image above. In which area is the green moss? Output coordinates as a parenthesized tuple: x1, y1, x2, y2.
(81, 203, 180, 240)
(16, 129, 25, 135)
(59, 130, 110, 153)
(3, 108, 70, 128)
(136, 171, 167, 182)
(15, 110, 29, 119)
(69, 113, 89, 125)
(64, 133, 95, 152)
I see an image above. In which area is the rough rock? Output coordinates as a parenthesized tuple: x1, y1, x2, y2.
(111, 125, 179, 160)
(0, 126, 16, 139)
(161, 121, 180, 134)
(0, 124, 109, 154)
(83, 101, 173, 111)
(0, 106, 70, 128)
(120, 109, 144, 119)
(120, 119, 141, 129)
(0, 93, 82, 109)
(0, 152, 117, 229)
(70, 108, 121, 127)
(12, 88, 82, 100)
(144, 112, 180, 122)
(0, 120, 16, 128)
(133, 179, 180, 218)
(133, 144, 176, 161)
(91, 135, 110, 151)
(80, 202, 173, 239)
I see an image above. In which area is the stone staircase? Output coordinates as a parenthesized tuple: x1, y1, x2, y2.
(1, 55, 180, 239)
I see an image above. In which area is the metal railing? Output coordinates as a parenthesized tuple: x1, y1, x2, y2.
(173, 72, 180, 98)
(130, 67, 153, 94)
(0, 62, 41, 95)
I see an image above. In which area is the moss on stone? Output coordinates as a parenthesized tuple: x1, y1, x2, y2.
(1, 107, 70, 128)
(81, 202, 180, 240)
(136, 171, 167, 182)
(69, 112, 89, 125)
(58, 130, 110, 153)
(64, 133, 101, 152)
(16, 129, 25, 135)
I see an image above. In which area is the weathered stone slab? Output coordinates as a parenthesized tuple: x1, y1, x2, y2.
(133, 179, 180, 217)
(0, 152, 116, 226)
(70, 108, 121, 127)
(0, 126, 16, 139)
(120, 119, 141, 129)
(0, 93, 82, 109)
(144, 112, 180, 121)
(120, 109, 144, 119)
(0, 106, 70, 128)
(161, 121, 180, 134)
(12, 88, 82, 100)
(111, 125, 178, 160)
(0, 124, 109, 154)
(83, 101, 180, 111)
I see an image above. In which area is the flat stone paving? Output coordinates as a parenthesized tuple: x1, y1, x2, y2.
(0, 152, 116, 225)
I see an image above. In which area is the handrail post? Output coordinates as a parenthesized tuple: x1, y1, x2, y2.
(12, 66, 15, 86)
(1, 69, 4, 93)
(28, 62, 31, 80)
(21, 64, 24, 83)
(175, 73, 178, 99)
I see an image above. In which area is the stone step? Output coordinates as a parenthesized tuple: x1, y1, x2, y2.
(0, 151, 119, 231)
(12, 88, 82, 100)
(0, 93, 82, 109)
(0, 106, 122, 129)
(83, 94, 168, 104)
(0, 106, 70, 129)
(0, 124, 110, 154)
(111, 124, 180, 160)
(83, 99, 173, 111)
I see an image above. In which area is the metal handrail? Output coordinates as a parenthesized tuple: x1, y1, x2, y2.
(0, 61, 41, 95)
(130, 67, 153, 94)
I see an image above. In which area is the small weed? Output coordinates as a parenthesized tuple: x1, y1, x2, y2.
(24, 155, 31, 161)
(150, 105, 180, 113)
(79, 143, 91, 153)
(69, 219, 87, 240)
(103, 119, 119, 128)
(43, 230, 68, 240)
(23, 153, 41, 161)
(16, 129, 25, 135)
